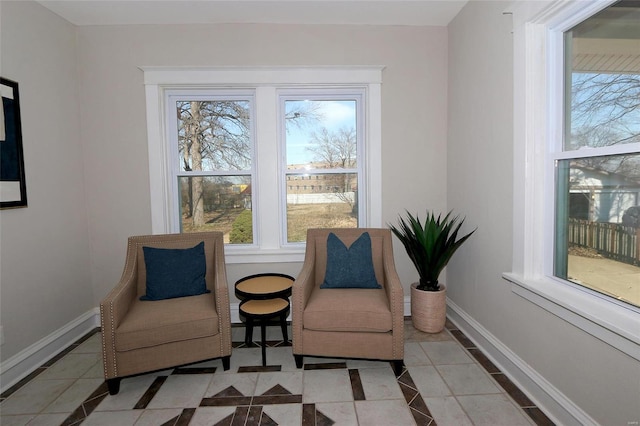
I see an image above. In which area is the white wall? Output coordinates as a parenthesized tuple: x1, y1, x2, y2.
(447, 1, 640, 424)
(0, 1, 93, 361)
(76, 22, 449, 302)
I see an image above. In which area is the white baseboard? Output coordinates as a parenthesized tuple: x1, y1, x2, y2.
(0, 308, 100, 394)
(446, 298, 599, 426)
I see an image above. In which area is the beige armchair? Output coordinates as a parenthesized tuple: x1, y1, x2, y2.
(100, 232, 232, 395)
(292, 228, 404, 376)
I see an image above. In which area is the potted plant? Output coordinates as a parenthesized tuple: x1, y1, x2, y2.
(390, 210, 476, 333)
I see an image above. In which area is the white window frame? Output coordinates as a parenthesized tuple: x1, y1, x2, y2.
(503, 0, 640, 361)
(142, 66, 383, 264)
(165, 89, 256, 243)
(278, 88, 366, 246)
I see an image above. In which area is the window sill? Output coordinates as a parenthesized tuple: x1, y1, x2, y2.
(503, 273, 640, 362)
(225, 247, 305, 264)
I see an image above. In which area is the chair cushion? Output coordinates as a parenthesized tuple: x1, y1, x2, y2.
(140, 241, 210, 301)
(303, 288, 392, 332)
(320, 232, 381, 289)
(115, 293, 219, 351)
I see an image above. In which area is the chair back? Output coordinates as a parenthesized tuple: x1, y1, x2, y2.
(305, 228, 390, 288)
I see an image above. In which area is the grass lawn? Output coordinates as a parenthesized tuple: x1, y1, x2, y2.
(182, 203, 356, 242)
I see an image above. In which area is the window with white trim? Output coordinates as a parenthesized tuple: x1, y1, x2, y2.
(554, 1, 640, 308)
(280, 90, 364, 243)
(505, 0, 639, 360)
(166, 91, 255, 241)
(143, 67, 383, 263)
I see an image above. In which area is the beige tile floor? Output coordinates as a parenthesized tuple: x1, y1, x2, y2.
(0, 320, 554, 425)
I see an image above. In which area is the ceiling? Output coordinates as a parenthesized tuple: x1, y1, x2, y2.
(35, 0, 468, 27)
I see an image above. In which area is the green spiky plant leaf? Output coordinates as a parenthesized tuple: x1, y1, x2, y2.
(389, 210, 476, 291)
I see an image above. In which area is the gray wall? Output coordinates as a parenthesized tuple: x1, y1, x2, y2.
(75, 22, 449, 302)
(0, 1, 93, 360)
(2, 1, 638, 423)
(447, 1, 640, 424)
(1, 1, 449, 361)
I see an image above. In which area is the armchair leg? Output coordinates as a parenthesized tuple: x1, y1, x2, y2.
(106, 378, 121, 395)
(392, 360, 404, 377)
(294, 354, 303, 369)
(222, 356, 231, 371)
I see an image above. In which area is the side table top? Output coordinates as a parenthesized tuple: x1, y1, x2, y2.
(235, 273, 294, 299)
(239, 298, 289, 316)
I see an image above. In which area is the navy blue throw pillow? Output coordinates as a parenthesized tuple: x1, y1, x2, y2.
(320, 232, 381, 289)
(140, 241, 209, 301)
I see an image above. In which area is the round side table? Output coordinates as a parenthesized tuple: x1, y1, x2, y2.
(235, 273, 294, 300)
(234, 273, 294, 353)
(239, 298, 290, 366)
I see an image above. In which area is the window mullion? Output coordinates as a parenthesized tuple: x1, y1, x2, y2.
(254, 86, 281, 249)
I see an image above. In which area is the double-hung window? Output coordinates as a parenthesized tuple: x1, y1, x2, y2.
(281, 90, 364, 243)
(554, 1, 640, 308)
(143, 67, 382, 262)
(166, 91, 255, 243)
(506, 0, 639, 359)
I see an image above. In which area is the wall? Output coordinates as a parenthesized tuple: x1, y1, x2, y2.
(447, 1, 640, 424)
(0, 1, 93, 361)
(76, 22, 449, 302)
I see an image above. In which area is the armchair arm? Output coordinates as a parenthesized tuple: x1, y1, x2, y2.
(100, 257, 138, 379)
(292, 240, 317, 353)
(381, 237, 405, 358)
(212, 236, 232, 355)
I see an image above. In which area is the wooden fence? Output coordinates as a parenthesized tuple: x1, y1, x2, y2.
(568, 219, 640, 266)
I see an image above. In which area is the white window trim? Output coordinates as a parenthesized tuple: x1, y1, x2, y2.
(504, 0, 640, 361)
(277, 88, 366, 246)
(141, 66, 383, 264)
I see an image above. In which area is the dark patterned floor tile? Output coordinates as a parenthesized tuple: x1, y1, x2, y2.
(302, 403, 316, 426)
(174, 408, 196, 426)
(524, 407, 556, 426)
(238, 365, 282, 373)
(212, 385, 245, 398)
(260, 411, 278, 426)
(492, 373, 535, 407)
(468, 348, 500, 373)
(316, 408, 335, 426)
(253, 394, 303, 405)
(301, 403, 336, 426)
(449, 329, 475, 348)
(304, 362, 347, 370)
(399, 381, 419, 404)
(408, 392, 433, 418)
(445, 319, 458, 330)
(231, 406, 250, 426)
(160, 414, 180, 426)
(201, 395, 254, 406)
(246, 405, 263, 426)
(214, 411, 235, 426)
(349, 369, 365, 401)
(397, 369, 418, 389)
(261, 384, 292, 396)
(60, 404, 87, 426)
(1, 367, 47, 398)
(60, 381, 109, 425)
(410, 407, 436, 426)
(134, 376, 167, 409)
(173, 366, 217, 374)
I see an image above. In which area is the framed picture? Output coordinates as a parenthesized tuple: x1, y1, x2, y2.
(1, 77, 27, 209)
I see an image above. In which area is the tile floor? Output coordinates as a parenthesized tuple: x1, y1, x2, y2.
(0, 320, 555, 425)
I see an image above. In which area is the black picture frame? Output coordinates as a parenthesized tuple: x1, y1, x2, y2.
(1, 77, 27, 209)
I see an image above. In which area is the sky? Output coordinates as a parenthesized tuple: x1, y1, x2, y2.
(285, 99, 356, 167)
